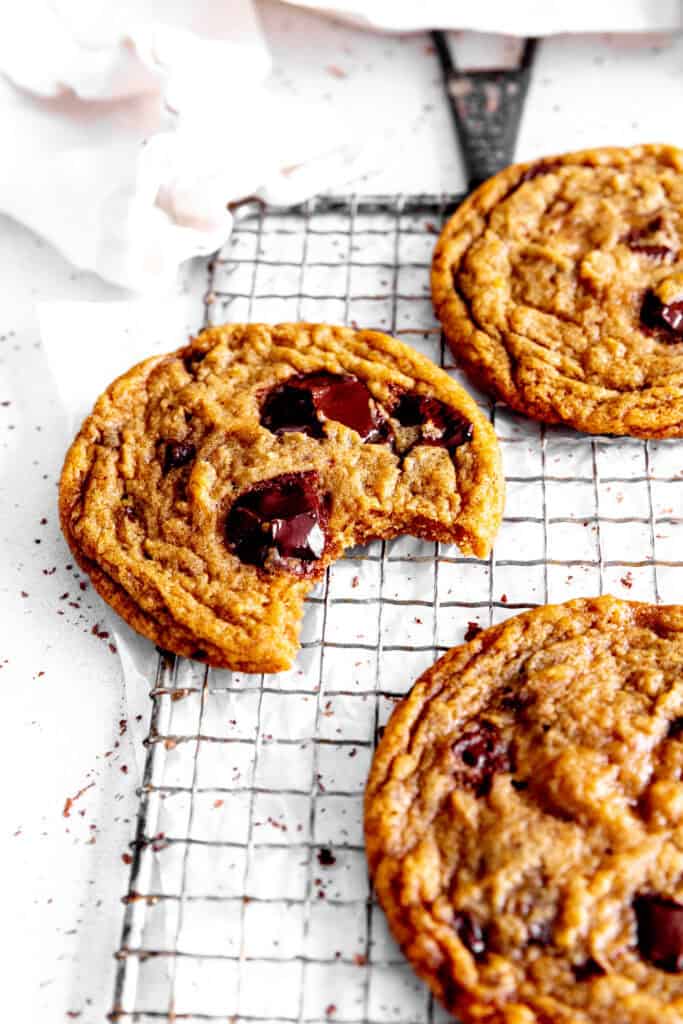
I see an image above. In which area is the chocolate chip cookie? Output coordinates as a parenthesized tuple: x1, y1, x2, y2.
(432, 144, 683, 438)
(365, 596, 683, 1023)
(59, 323, 503, 673)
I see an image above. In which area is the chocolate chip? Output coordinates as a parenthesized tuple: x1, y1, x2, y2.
(317, 847, 336, 867)
(162, 441, 196, 473)
(500, 691, 530, 713)
(641, 290, 683, 340)
(182, 348, 206, 374)
(572, 957, 605, 981)
(392, 393, 473, 457)
(668, 717, 683, 738)
(519, 160, 560, 184)
(453, 911, 486, 959)
(629, 244, 675, 263)
(511, 779, 528, 791)
(528, 918, 553, 946)
(634, 894, 683, 971)
(225, 471, 326, 571)
(452, 721, 512, 796)
(464, 621, 482, 642)
(626, 216, 664, 244)
(261, 372, 387, 442)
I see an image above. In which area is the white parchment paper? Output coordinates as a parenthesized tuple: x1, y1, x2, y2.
(40, 297, 202, 772)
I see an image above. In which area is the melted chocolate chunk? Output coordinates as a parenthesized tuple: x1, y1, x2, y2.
(625, 216, 675, 263)
(182, 348, 207, 374)
(572, 957, 605, 981)
(500, 690, 531, 714)
(392, 393, 473, 457)
(629, 244, 675, 263)
(452, 721, 512, 796)
(453, 911, 486, 959)
(163, 441, 196, 473)
(261, 372, 387, 442)
(669, 717, 683, 738)
(225, 471, 326, 571)
(626, 216, 663, 241)
(635, 894, 683, 971)
(641, 290, 683, 340)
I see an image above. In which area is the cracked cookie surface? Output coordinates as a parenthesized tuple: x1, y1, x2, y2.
(432, 144, 683, 438)
(59, 323, 503, 673)
(365, 596, 683, 1024)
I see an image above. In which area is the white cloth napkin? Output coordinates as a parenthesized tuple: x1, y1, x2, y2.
(2, 2, 680, 295)
(0, 0, 373, 292)
(284, 0, 683, 34)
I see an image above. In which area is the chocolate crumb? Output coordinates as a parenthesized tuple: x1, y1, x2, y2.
(464, 621, 482, 642)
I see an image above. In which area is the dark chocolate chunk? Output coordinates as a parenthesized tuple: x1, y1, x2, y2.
(669, 717, 683, 738)
(626, 216, 665, 246)
(641, 290, 683, 340)
(500, 690, 530, 714)
(452, 721, 512, 796)
(634, 894, 683, 971)
(572, 957, 605, 981)
(623, 218, 676, 262)
(453, 911, 486, 959)
(261, 380, 321, 437)
(528, 918, 553, 946)
(629, 244, 675, 263)
(261, 372, 387, 442)
(392, 393, 473, 456)
(225, 471, 326, 571)
(464, 621, 483, 642)
(182, 348, 207, 374)
(162, 441, 196, 473)
(317, 847, 336, 867)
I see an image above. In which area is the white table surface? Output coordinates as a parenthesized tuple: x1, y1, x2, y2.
(2, 4, 682, 1021)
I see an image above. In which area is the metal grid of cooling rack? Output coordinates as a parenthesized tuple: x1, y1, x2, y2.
(110, 194, 683, 1024)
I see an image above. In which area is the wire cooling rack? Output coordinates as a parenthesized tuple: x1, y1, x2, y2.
(110, 194, 683, 1023)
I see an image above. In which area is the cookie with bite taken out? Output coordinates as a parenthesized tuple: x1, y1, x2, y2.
(59, 323, 503, 672)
